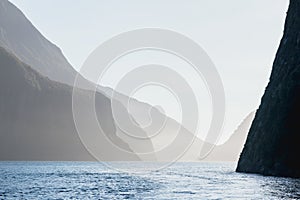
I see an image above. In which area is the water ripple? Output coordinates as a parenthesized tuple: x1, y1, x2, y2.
(0, 162, 299, 199)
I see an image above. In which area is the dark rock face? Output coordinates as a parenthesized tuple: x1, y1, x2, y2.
(236, 0, 300, 178)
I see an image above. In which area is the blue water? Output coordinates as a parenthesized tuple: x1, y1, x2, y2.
(0, 162, 299, 199)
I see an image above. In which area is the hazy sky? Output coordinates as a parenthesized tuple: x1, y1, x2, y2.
(9, 0, 289, 143)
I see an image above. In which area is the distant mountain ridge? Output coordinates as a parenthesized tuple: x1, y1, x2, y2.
(0, 0, 255, 162)
(204, 112, 255, 161)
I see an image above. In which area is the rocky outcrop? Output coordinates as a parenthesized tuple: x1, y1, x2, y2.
(236, 0, 300, 178)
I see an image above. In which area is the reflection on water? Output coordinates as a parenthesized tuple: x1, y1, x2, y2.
(0, 162, 299, 199)
(259, 176, 300, 199)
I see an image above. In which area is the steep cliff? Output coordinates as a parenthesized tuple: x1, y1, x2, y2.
(237, 0, 300, 178)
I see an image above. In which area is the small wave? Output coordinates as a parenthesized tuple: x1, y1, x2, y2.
(173, 191, 196, 195)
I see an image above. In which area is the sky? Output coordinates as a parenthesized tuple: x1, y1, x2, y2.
(9, 0, 289, 143)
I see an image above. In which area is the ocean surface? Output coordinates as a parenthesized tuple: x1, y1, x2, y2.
(0, 162, 299, 199)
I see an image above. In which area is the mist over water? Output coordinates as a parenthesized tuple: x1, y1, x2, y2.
(0, 162, 299, 199)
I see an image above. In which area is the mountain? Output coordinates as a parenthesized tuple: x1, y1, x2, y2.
(102, 88, 255, 162)
(0, 45, 252, 161)
(0, 0, 198, 161)
(0, 0, 77, 85)
(204, 112, 255, 161)
(0, 0, 254, 162)
(0, 45, 140, 161)
(237, 0, 300, 178)
(0, 0, 156, 161)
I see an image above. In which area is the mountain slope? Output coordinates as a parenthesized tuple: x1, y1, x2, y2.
(0, 46, 140, 161)
(204, 112, 255, 161)
(0, 0, 77, 85)
(237, 0, 300, 178)
(0, 0, 156, 161)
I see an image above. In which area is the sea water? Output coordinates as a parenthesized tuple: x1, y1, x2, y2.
(0, 162, 299, 199)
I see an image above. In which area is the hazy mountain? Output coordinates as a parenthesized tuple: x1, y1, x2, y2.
(0, 0, 156, 161)
(99, 87, 199, 161)
(0, 0, 77, 85)
(100, 87, 253, 162)
(0, 44, 251, 161)
(237, 0, 300, 178)
(204, 112, 255, 161)
(0, 46, 140, 161)
(0, 0, 195, 161)
(0, 0, 254, 162)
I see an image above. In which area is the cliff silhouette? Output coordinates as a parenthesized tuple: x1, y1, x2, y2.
(237, 0, 300, 178)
